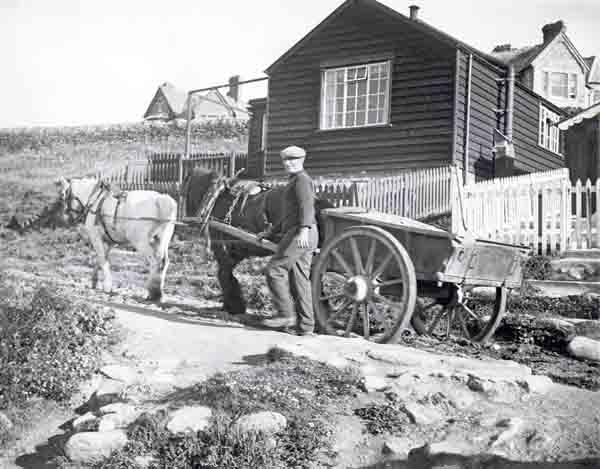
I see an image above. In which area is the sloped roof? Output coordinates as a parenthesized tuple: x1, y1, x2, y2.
(490, 45, 544, 73)
(557, 101, 600, 130)
(192, 89, 249, 118)
(265, 0, 505, 75)
(158, 82, 188, 114)
(585, 56, 600, 84)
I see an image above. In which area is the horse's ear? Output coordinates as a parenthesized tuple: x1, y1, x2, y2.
(55, 176, 68, 187)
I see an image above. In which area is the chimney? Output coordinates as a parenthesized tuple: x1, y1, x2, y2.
(409, 5, 419, 20)
(227, 75, 240, 102)
(542, 20, 566, 43)
(492, 44, 513, 53)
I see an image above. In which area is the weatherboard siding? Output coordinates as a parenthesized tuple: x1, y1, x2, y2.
(264, 3, 456, 177)
(512, 83, 565, 173)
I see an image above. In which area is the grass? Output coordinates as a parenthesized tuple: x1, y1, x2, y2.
(55, 347, 362, 469)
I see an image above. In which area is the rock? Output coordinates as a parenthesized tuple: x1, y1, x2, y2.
(92, 380, 126, 408)
(98, 410, 139, 432)
(518, 375, 555, 394)
(134, 455, 157, 468)
(467, 375, 493, 393)
(99, 365, 138, 383)
(234, 411, 287, 435)
(489, 417, 526, 456)
(567, 266, 585, 280)
(402, 402, 444, 425)
(64, 431, 128, 463)
(72, 412, 99, 432)
(98, 403, 137, 417)
(467, 376, 521, 403)
(574, 320, 600, 341)
(361, 375, 390, 393)
(444, 388, 476, 410)
(0, 412, 14, 433)
(382, 436, 411, 457)
(567, 336, 600, 362)
(423, 438, 479, 457)
(167, 406, 212, 434)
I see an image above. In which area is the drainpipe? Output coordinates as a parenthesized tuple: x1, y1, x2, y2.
(505, 65, 515, 142)
(463, 54, 473, 184)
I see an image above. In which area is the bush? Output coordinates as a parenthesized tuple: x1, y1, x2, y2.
(522, 255, 554, 280)
(0, 286, 115, 407)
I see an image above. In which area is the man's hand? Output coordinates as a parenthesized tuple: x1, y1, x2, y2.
(296, 227, 310, 249)
(256, 231, 269, 242)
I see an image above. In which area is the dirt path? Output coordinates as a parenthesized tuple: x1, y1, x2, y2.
(2, 237, 600, 467)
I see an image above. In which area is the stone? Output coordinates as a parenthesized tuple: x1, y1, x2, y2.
(382, 437, 412, 457)
(98, 410, 139, 432)
(361, 375, 390, 393)
(567, 336, 600, 362)
(424, 438, 479, 457)
(567, 266, 585, 280)
(402, 402, 444, 425)
(518, 375, 555, 394)
(444, 387, 476, 410)
(93, 380, 126, 408)
(574, 320, 600, 341)
(0, 412, 14, 433)
(98, 403, 138, 417)
(72, 412, 99, 432)
(99, 365, 138, 383)
(167, 406, 213, 434)
(488, 417, 526, 456)
(64, 430, 128, 464)
(467, 375, 493, 393)
(134, 455, 157, 469)
(234, 411, 287, 435)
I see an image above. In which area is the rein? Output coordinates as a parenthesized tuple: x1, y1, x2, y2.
(63, 181, 106, 225)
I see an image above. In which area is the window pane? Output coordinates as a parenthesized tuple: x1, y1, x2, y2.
(358, 80, 367, 95)
(356, 67, 367, 79)
(369, 64, 379, 78)
(369, 79, 378, 94)
(336, 84, 344, 96)
(378, 109, 385, 122)
(335, 98, 344, 113)
(357, 96, 366, 111)
(347, 97, 356, 111)
(368, 95, 378, 109)
(336, 70, 344, 82)
(326, 99, 334, 115)
(335, 113, 344, 127)
(356, 110, 366, 126)
(346, 112, 355, 127)
(348, 68, 356, 80)
(379, 78, 388, 93)
(368, 110, 378, 124)
(550, 72, 567, 97)
(348, 82, 357, 97)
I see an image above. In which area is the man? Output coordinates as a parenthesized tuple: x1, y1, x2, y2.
(259, 145, 318, 336)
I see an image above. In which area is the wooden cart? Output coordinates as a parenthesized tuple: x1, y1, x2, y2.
(209, 206, 529, 344)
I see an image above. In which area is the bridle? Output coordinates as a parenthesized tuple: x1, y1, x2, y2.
(61, 180, 107, 225)
(195, 175, 228, 232)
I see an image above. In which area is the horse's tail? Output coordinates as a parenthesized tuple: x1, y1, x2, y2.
(149, 194, 177, 255)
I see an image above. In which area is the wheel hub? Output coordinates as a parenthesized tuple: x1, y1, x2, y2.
(345, 276, 370, 302)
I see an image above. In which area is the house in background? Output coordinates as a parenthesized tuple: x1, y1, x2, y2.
(558, 102, 600, 183)
(490, 21, 599, 110)
(143, 76, 249, 122)
(247, 0, 565, 181)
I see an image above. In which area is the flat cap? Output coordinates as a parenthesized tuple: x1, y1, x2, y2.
(280, 145, 306, 159)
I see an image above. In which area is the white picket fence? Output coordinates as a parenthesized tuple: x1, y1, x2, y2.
(456, 167, 600, 254)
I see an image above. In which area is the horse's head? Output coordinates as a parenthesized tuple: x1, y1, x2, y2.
(55, 176, 102, 224)
(183, 167, 227, 219)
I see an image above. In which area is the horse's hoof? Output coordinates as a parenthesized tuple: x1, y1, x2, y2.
(146, 291, 163, 303)
(224, 305, 246, 315)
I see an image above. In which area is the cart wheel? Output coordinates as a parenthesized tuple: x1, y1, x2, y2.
(411, 286, 507, 344)
(312, 225, 417, 344)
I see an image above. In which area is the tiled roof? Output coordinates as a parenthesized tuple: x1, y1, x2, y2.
(490, 45, 544, 72)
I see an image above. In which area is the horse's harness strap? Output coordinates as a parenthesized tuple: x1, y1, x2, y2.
(95, 190, 128, 245)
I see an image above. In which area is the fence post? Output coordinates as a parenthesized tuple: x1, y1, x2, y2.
(450, 165, 466, 235)
(229, 153, 236, 178)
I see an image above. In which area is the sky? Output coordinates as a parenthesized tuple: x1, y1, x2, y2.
(1, 0, 599, 128)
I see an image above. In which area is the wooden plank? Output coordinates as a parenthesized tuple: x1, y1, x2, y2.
(206, 219, 278, 253)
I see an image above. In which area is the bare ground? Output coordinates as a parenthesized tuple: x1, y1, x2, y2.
(1, 222, 600, 467)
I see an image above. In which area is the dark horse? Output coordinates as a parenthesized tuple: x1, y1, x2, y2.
(183, 167, 332, 315)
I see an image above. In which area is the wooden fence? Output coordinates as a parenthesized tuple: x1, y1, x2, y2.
(455, 167, 600, 254)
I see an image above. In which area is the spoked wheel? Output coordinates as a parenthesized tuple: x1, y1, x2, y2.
(312, 226, 417, 344)
(411, 286, 507, 343)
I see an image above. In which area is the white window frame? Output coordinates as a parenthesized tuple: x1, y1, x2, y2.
(538, 104, 562, 155)
(320, 60, 391, 130)
(544, 71, 578, 100)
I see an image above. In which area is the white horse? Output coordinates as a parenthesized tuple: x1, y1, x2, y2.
(56, 176, 177, 302)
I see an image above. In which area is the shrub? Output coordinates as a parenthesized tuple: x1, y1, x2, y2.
(0, 285, 115, 407)
(522, 255, 554, 280)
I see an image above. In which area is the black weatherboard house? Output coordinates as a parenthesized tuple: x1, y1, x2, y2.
(247, 0, 566, 181)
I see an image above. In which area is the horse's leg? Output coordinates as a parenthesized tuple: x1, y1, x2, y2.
(102, 244, 113, 293)
(213, 242, 246, 315)
(145, 223, 174, 303)
(89, 229, 111, 291)
(146, 255, 162, 302)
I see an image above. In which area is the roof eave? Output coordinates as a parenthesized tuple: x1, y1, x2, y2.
(265, 0, 506, 75)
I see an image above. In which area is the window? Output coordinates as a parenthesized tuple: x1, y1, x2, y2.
(539, 104, 562, 154)
(321, 61, 390, 130)
(594, 90, 600, 104)
(544, 72, 578, 99)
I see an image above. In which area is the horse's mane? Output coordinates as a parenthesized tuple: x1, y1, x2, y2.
(183, 167, 221, 217)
